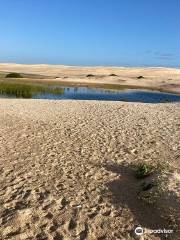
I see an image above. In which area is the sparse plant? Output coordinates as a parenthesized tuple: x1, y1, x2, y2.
(137, 75, 144, 79)
(86, 74, 95, 77)
(5, 72, 24, 78)
(109, 74, 118, 77)
(136, 161, 172, 204)
(136, 163, 153, 179)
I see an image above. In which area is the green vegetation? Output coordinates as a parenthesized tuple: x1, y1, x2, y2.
(5, 72, 24, 78)
(0, 81, 64, 98)
(86, 74, 95, 77)
(135, 161, 172, 204)
(135, 163, 153, 179)
(109, 74, 118, 77)
(137, 75, 144, 79)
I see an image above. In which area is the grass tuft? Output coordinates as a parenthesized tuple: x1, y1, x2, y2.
(5, 72, 24, 78)
(136, 163, 153, 179)
(0, 81, 64, 98)
(86, 74, 95, 77)
(137, 76, 144, 79)
(109, 74, 118, 77)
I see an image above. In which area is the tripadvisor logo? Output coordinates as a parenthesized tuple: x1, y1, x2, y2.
(135, 227, 173, 236)
(135, 227, 143, 236)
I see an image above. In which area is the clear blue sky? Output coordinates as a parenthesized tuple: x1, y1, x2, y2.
(0, 0, 180, 67)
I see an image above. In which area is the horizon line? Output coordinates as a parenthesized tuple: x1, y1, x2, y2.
(0, 62, 180, 69)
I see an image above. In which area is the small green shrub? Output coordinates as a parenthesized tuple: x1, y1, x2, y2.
(109, 74, 118, 77)
(137, 76, 144, 79)
(86, 74, 95, 77)
(136, 163, 153, 179)
(5, 72, 23, 78)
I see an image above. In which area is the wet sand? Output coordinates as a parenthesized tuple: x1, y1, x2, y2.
(0, 99, 180, 239)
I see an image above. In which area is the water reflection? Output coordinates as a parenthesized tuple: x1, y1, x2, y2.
(0, 82, 180, 103)
(36, 86, 180, 103)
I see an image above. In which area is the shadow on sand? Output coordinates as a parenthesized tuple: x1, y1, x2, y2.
(103, 161, 180, 239)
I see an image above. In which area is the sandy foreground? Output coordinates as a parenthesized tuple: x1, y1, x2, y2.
(0, 64, 180, 93)
(0, 99, 180, 240)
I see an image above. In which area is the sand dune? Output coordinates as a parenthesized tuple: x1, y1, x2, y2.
(0, 99, 180, 239)
(0, 63, 180, 93)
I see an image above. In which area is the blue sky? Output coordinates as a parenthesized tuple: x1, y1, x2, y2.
(0, 0, 180, 66)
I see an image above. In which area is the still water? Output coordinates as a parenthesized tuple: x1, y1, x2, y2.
(34, 86, 180, 103)
(1, 85, 180, 103)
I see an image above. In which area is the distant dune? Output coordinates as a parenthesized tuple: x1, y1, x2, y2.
(0, 63, 180, 93)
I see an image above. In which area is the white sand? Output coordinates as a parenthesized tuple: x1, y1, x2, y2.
(0, 64, 180, 93)
(0, 99, 180, 239)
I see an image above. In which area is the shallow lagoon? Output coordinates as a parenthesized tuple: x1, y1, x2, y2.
(0, 82, 180, 103)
